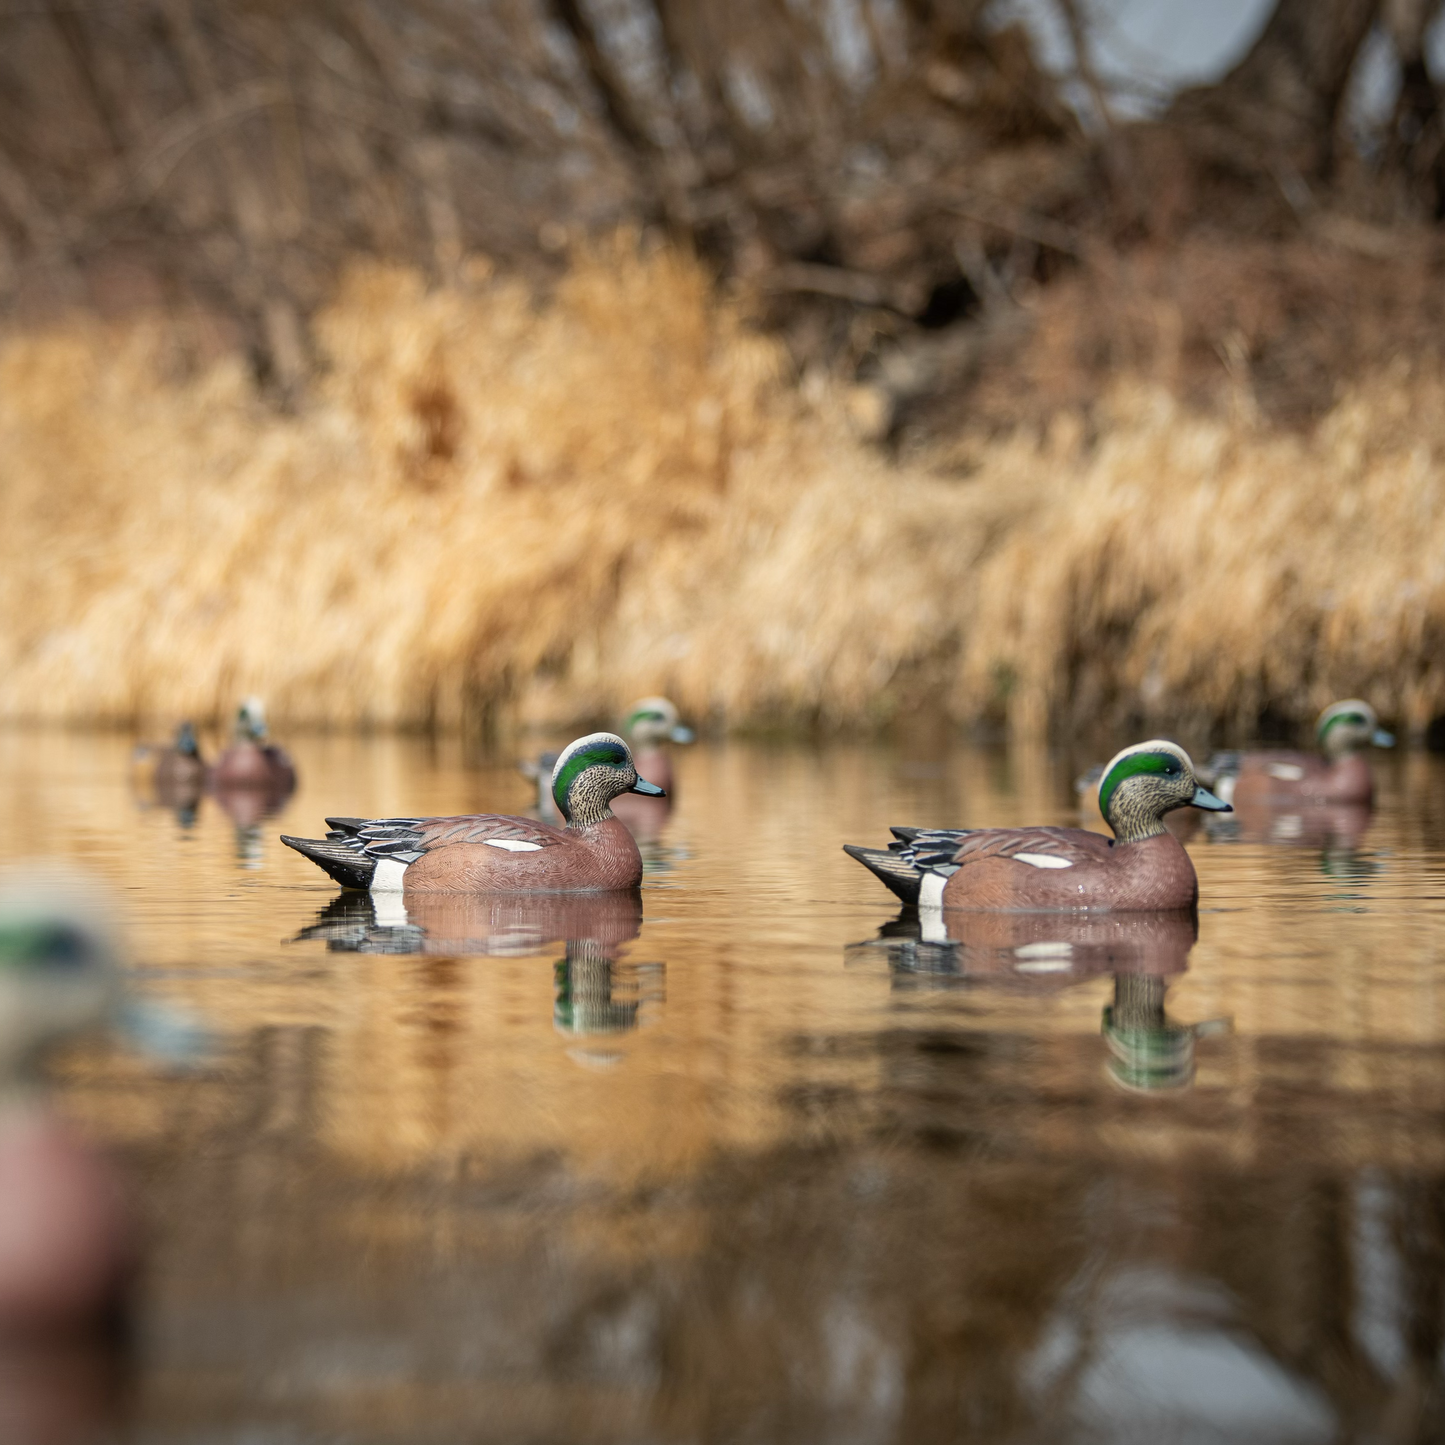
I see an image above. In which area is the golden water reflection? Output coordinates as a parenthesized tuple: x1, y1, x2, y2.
(2, 730, 1445, 1440)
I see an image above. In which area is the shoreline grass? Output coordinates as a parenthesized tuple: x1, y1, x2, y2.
(1, 240, 1442, 738)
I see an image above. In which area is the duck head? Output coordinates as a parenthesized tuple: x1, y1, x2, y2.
(552, 732, 666, 827)
(174, 721, 201, 759)
(1097, 740, 1231, 843)
(623, 697, 694, 747)
(234, 696, 269, 743)
(1316, 699, 1394, 758)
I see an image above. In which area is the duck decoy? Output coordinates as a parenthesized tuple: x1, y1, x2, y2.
(611, 697, 693, 835)
(0, 885, 132, 1334)
(132, 721, 207, 823)
(282, 732, 665, 894)
(621, 697, 693, 790)
(210, 696, 297, 793)
(147, 721, 206, 792)
(845, 740, 1231, 912)
(1203, 699, 1394, 807)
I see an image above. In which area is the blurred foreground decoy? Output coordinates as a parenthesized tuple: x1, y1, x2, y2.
(845, 740, 1230, 912)
(210, 697, 297, 793)
(283, 732, 664, 894)
(1202, 699, 1394, 807)
(0, 885, 132, 1335)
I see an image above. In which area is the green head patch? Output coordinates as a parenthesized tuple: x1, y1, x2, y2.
(1098, 747, 1185, 820)
(552, 733, 632, 817)
(625, 707, 667, 731)
(0, 920, 90, 972)
(1317, 705, 1370, 745)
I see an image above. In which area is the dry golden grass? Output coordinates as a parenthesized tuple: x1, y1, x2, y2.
(0, 235, 1442, 736)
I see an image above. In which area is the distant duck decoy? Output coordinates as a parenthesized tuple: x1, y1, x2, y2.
(132, 721, 207, 823)
(282, 732, 665, 894)
(210, 696, 297, 793)
(845, 740, 1231, 912)
(149, 721, 206, 792)
(613, 697, 692, 835)
(1203, 699, 1394, 807)
(621, 697, 693, 789)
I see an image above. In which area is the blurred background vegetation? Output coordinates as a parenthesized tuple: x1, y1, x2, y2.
(2, 0, 1444, 739)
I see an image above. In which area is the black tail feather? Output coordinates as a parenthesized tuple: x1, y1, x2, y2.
(281, 834, 376, 890)
(843, 844, 922, 905)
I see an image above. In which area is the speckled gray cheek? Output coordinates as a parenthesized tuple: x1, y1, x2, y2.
(564, 765, 638, 828)
(1106, 774, 1193, 843)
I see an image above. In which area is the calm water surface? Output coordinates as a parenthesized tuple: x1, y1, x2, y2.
(5, 730, 1445, 1443)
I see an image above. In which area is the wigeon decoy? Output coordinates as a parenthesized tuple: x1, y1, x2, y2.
(1203, 699, 1394, 807)
(612, 697, 693, 836)
(132, 721, 207, 823)
(0, 887, 132, 1335)
(209, 697, 297, 793)
(845, 740, 1231, 912)
(147, 721, 206, 792)
(281, 732, 665, 894)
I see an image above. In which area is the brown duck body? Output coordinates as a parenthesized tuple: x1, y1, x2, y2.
(211, 740, 297, 791)
(283, 811, 645, 894)
(1228, 750, 1373, 806)
(401, 815, 642, 893)
(152, 750, 206, 791)
(934, 827, 1199, 912)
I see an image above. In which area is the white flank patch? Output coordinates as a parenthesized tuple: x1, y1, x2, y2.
(1014, 942, 1074, 973)
(1013, 852, 1072, 869)
(1268, 763, 1306, 782)
(485, 838, 544, 852)
(372, 890, 409, 928)
(918, 871, 948, 943)
(370, 857, 408, 894)
(918, 872, 949, 909)
(1216, 774, 1237, 806)
(918, 908, 948, 944)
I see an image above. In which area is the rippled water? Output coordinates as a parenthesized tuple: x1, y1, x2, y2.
(5, 729, 1445, 1443)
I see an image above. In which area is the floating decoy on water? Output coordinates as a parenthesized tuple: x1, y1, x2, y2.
(612, 697, 693, 835)
(845, 740, 1231, 912)
(518, 698, 692, 833)
(132, 721, 207, 823)
(1202, 699, 1394, 807)
(148, 721, 206, 792)
(210, 696, 297, 793)
(283, 732, 665, 894)
(0, 886, 132, 1333)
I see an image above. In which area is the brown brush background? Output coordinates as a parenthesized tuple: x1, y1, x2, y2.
(1, 1, 1443, 739)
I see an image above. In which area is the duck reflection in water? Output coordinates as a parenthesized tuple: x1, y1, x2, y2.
(296, 891, 661, 1044)
(853, 909, 1227, 1091)
(211, 777, 296, 868)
